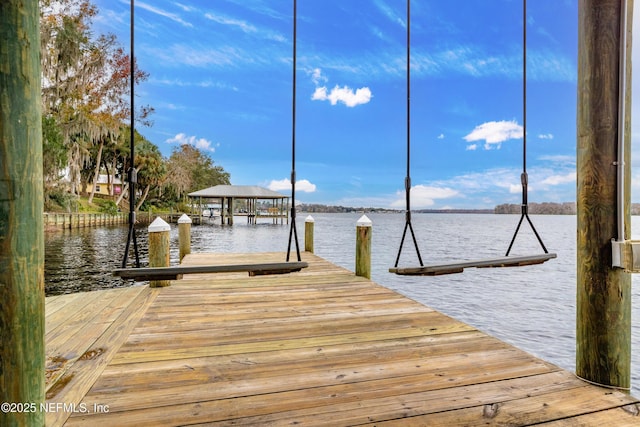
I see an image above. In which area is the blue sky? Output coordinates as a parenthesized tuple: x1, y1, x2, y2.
(90, 0, 638, 209)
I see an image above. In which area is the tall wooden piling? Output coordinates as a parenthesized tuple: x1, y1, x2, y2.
(356, 215, 372, 279)
(576, 0, 633, 390)
(178, 214, 192, 262)
(305, 215, 314, 253)
(0, 1, 45, 425)
(148, 218, 171, 288)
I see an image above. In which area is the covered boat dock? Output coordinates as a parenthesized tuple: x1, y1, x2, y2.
(188, 185, 290, 225)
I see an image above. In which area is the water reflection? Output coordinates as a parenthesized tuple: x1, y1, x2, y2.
(45, 225, 148, 295)
(44, 221, 291, 295)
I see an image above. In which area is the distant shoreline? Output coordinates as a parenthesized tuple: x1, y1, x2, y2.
(297, 202, 580, 215)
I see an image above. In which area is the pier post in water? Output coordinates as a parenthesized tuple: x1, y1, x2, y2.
(0, 1, 45, 425)
(305, 215, 315, 253)
(356, 215, 372, 279)
(577, 0, 632, 390)
(178, 214, 192, 262)
(148, 217, 171, 287)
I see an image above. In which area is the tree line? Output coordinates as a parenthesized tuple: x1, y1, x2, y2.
(494, 202, 577, 215)
(496, 202, 640, 215)
(40, 0, 230, 213)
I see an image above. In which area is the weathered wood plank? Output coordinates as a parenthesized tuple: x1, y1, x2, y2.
(178, 251, 346, 279)
(134, 302, 433, 334)
(120, 311, 462, 353)
(78, 346, 556, 415)
(161, 272, 370, 289)
(45, 287, 146, 388)
(113, 261, 308, 280)
(367, 385, 640, 426)
(390, 253, 556, 275)
(199, 372, 594, 426)
(140, 293, 410, 323)
(45, 287, 159, 427)
(38, 251, 637, 426)
(141, 286, 395, 311)
(536, 404, 640, 426)
(91, 331, 504, 393)
(69, 371, 579, 426)
(45, 293, 84, 316)
(46, 291, 107, 335)
(110, 318, 475, 365)
(46, 289, 130, 349)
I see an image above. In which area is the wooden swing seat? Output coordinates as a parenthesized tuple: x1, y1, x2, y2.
(389, 253, 556, 276)
(113, 261, 309, 281)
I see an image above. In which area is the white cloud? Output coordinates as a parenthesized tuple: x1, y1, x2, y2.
(166, 133, 215, 152)
(203, 12, 285, 42)
(308, 68, 371, 107)
(391, 185, 459, 209)
(163, 103, 182, 110)
(384, 165, 576, 209)
(539, 154, 575, 165)
(463, 120, 523, 149)
(373, 0, 406, 27)
(310, 68, 328, 86)
(437, 134, 445, 139)
(509, 184, 522, 194)
(149, 77, 238, 91)
(204, 13, 257, 33)
(174, 3, 196, 13)
(541, 172, 576, 186)
(268, 178, 317, 193)
(136, 1, 193, 27)
(538, 133, 554, 140)
(466, 144, 477, 151)
(312, 85, 372, 107)
(148, 44, 245, 68)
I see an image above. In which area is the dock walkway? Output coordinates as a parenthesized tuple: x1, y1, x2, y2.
(45, 252, 640, 426)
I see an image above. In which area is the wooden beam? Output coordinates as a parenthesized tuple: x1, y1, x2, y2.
(0, 1, 45, 425)
(576, 0, 633, 390)
(113, 262, 309, 281)
(389, 253, 556, 276)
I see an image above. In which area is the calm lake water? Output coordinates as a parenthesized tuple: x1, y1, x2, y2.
(44, 213, 640, 396)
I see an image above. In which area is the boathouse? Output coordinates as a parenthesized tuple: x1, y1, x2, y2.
(188, 184, 290, 225)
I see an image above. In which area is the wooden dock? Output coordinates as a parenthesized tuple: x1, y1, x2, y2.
(45, 252, 640, 426)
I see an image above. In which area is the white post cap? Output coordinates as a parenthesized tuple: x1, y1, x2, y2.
(305, 215, 315, 223)
(148, 217, 170, 233)
(178, 214, 192, 224)
(356, 214, 372, 227)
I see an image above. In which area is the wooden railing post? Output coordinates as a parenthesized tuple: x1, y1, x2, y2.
(148, 217, 171, 288)
(178, 214, 192, 262)
(577, 0, 632, 390)
(0, 0, 45, 425)
(305, 215, 315, 253)
(356, 215, 372, 279)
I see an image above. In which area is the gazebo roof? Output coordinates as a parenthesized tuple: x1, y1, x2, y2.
(188, 185, 288, 199)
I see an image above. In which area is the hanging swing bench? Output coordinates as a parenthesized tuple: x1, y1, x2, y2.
(116, 0, 307, 280)
(389, 0, 556, 276)
(113, 261, 308, 281)
(389, 253, 557, 276)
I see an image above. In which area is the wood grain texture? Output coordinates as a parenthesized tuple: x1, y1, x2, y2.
(576, 0, 633, 389)
(178, 221, 191, 261)
(0, 1, 45, 425)
(148, 230, 170, 287)
(41, 252, 639, 426)
(304, 220, 314, 253)
(356, 225, 372, 278)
